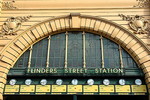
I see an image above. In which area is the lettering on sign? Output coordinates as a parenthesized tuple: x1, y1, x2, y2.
(52, 85, 66, 92)
(4, 85, 19, 92)
(26, 68, 124, 74)
(20, 85, 35, 92)
(115, 85, 131, 93)
(131, 85, 147, 93)
(99, 85, 114, 93)
(68, 85, 82, 92)
(36, 85, 50, 92)
(83, 85, 98, 92)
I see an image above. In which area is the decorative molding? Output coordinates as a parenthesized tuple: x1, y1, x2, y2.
(2, 0, 17, 10)
(119, 14, 149, 34)
(0, 14, 149, 71)
(133, 0, 150, 8)
(143, 28, 150, 38)
(0, 15, 32, 37)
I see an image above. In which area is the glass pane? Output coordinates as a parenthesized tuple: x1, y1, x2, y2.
(31, 38, 48, 67)
(68, 31, 83, 68)
(122, 49, 138, 68)
(14, 50, 30, 68)
(103, 38, 120, 68)
(13, 31, 139, 70)
(49, 33, 65, 68)
(85, 33, 101, 68)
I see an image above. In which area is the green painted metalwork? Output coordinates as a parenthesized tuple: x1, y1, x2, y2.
(4, 78, 147, 95)
(5, 78, 145, 85)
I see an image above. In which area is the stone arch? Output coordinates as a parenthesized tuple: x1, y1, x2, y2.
(0, 13, 149, 100)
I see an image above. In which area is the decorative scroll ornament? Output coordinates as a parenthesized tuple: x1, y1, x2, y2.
(0, 16, 32, 36)
(119, 14, 149, 34)
(2, 0, 17, 9)
(134, 0, 150, 8)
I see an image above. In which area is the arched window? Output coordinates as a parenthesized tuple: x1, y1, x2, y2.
(14, 31, 138, 69)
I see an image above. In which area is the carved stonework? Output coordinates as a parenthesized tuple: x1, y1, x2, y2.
(2, 0, 17, 9)
(119, 14, 149, 34)
(134, 0, 150, 8)
(0, 16, 32, 36)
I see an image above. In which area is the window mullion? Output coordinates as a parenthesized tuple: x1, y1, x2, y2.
(100, 36, 104, 68)
(119, 45, 124, 68)
(46, 35, 51, 68)
(65, 31, 68, 68)
(83, 31, 86, 68)
(28, 45, 33, 68)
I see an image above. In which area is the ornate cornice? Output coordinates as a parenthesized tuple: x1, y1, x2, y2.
(0, 15, 32, 38)
(2, 0, 17, 10)
(119, 14, 149, 34)
(134, 0, 150, 8)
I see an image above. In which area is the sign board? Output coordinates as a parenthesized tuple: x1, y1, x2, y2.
(131, 85, 147, 92)
(52, 85, 66, 92)
(115, 85, 131, 92)
(68, 85, 82, 92)
(36, 85, 50, 92)
(4, 84, 147, 95)
(27, 68, 124, 74)
(4, 85, 19, 92)
(83, 85, 98, 92)
(99, 85, 114, 92)
(20, 85, 35, 92)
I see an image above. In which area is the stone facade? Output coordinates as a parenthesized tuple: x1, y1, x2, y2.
(0, 0, 150, 100)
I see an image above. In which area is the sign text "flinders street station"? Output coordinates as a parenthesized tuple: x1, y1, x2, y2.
(27, 68, 124, 74)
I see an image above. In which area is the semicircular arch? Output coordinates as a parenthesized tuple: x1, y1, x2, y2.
(0, 14, 149, 96)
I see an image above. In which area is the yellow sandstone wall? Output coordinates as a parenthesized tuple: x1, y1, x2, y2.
(0, 0, 149, 100)
(0, 0, 149, 51)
